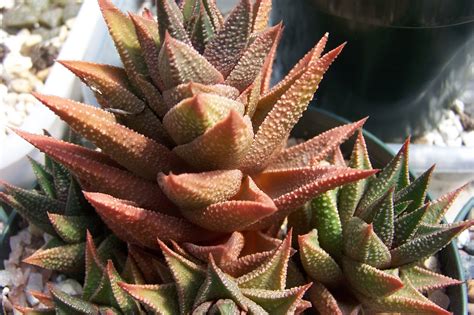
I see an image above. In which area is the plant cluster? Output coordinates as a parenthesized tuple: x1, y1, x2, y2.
(0, 0, 471, 314)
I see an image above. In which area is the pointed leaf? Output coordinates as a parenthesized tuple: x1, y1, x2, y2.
(13, 130, 175, 213)
(105, 260, 140, 314)
(99, 0, 147, 82)
(84, 192, 213, 248)
(269, 118, 368, 169)
(422, 185, 467, 224)
(49, 284, 99, 314)
(400, 266, 462, 292)
(83, 232, 105, 301)
(24, 243, 85, 274)
(253, 33, 328, 127)
(33, 93, 180, 180)
(0, 182, 62, 236)
(237, 232, 292, 290)
(157, 0, 191, 45)
(343, 217, 391, 268)
(241, 284, 311, 315)
(181, 176, 277, 232)
(173, 110, 254, 170)
(203, 0, 252, 77)
(395, 165, 434, 214)
(225, 24, 281, 91)
(240, 44, 345, 173)
(163, 93, 244, 145)
(372, 188, 395, 248)
(249, 166, 377, 230)
(298, 230, 343, 286)
(158, 169, 243, 209)
(390, 220, 474, 266)
(362, 278, 450, 315)
(338, 130, 373, 224)
(158, 33, 223, 90)
(341, 258, 403, 298)
(129, 13, 163, 90)
(356, 139, 409, 218)
(310, 190, 343, 258)
(119, 282, 179, 315)
(393, 204, 429, 247)
(194, 256, 266, 314)
(28, 157, 55, 198)
(158, 240, 206, 315)
(252, 0, 272, 33)
(59, 60, 169, 143)
(48, 213, 100, 243)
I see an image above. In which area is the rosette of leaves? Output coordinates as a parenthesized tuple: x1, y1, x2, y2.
(15, 230, 315, 314)
(3, 0, 375, 255)
(292, 132, 472, 314)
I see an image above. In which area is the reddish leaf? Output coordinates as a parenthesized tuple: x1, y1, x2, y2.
(240, 44, 345, 173)
(269, 118, 367, 170)
(203, 0, 252, 77)
(157, 170, 243, 210)
(249, 166, 377, 230)
(180, 176, 277, 232)
(13, 130, 174, 213)
(84, 192, 214, 248)
(173, 110, 254, 170)
(158, 33, 223, 90)
(33, 93, 180, 180)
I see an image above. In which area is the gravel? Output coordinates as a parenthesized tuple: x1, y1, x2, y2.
(0, 0, 83, 142)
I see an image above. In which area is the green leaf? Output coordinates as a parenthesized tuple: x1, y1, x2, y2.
(343, 217, 391, 269)
(48, 213, 100, 243)
(28, 157, 55, 199)
(400, 266, 461, 292)
(49, 284, 99, 315)
(298, 230, 343, 287)
(342, 258, 403, 298)
(24, 242, 85, 274)
(119, 282, 179, 315)
(158, 240, 206, 315)
(372, 188, 395, 248)
(394, 165, 433, 214)
(361, 277, 450, 314)
(0, 183, 63, 236)
(83, 232, 105, 301)
(393, 204, 428, 247)
(194, 255, 266, 314)
(390, 220, 474, 266)
(356, 140, 409, 219)
(310, 190, 343, 258)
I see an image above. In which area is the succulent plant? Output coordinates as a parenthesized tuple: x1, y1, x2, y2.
(0, 0, 471, 314)
(292, 132, 471, 314)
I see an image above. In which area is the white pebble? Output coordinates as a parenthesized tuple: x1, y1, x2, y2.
(25, 273, 43, 306)
(462, 131, 474, 147)
(10, 78, 33, 94)
(55, 279, 83, 296)
(3, 53, 33, 75)
(453, 99, 465, 113)
(0, 0, 14, 9)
